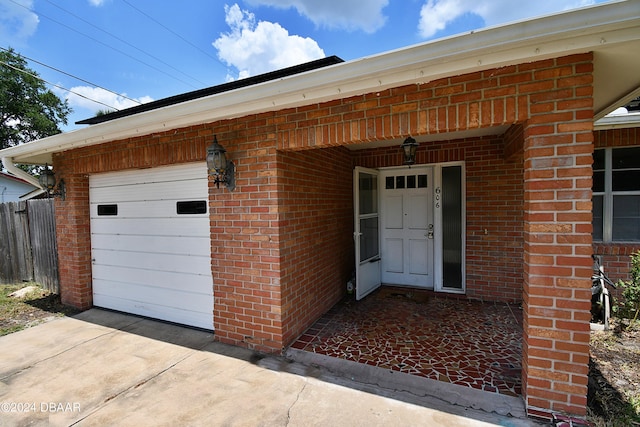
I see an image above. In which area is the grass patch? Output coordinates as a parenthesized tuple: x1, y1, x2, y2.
(0, 283, 80, 336)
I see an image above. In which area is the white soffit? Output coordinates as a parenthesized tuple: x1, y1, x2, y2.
(2, 0, 640, 165)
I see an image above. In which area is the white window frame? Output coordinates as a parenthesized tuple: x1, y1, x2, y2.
(593, 147, 640, 243)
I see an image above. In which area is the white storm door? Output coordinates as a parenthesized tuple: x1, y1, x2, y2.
(381, 167, 434, 288)
(354, 167, 381, 300)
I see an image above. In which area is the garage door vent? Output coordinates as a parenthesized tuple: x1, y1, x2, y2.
(97, 204, 118, 216)
(176, 200, 207, 215)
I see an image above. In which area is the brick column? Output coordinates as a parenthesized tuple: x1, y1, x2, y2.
(55, 172, 93, 309)
(521, 55, 594, 417)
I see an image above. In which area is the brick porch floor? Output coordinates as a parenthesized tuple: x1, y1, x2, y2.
(290, 286, 523, 397)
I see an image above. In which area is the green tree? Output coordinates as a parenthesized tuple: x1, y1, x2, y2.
(0, 48, 71, 162)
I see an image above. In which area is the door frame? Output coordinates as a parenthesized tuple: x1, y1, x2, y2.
(364, 161, 466, 294)
(433, 161, 466, 294)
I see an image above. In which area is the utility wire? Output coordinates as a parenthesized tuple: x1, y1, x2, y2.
(120, 0, 223, 67)
(42, 0, 207, 87)
(8, 0, 199, 90)
(0, 59, 121, 111)
(0, 46, 142, 106)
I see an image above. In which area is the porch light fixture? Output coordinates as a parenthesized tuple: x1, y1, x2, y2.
(38, 164, 65, 200)
(206, 136, 236, 191)
(401, 136, 419, 165)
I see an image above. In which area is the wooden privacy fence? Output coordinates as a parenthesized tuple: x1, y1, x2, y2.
(0, 199, 59, 292)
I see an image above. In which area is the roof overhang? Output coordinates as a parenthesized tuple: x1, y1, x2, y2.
(1, 0, 639, 165)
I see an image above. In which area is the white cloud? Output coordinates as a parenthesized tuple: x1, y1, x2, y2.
(0, 0, 39, 43)
(213, 4, 325, 80)
(64, 86, 153, 113)
(246, 0, 389, 33)
(88, 0, 107, 6)
(418, 0, 597, 38)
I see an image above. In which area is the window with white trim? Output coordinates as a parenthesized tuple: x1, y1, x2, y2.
(593, 147, 640, 242)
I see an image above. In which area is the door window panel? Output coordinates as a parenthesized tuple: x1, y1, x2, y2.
(385, 176, 394, 189)
(442, 166, 463, 289)
(359, 217, 379, 262)
(359, 173, 378, 215)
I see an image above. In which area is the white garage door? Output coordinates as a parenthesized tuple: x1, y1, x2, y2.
(90, 163, 213, 330)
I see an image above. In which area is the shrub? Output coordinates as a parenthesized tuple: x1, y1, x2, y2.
(616, 251, 640, 326)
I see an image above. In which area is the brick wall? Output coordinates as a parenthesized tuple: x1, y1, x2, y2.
(207, 130, 284, 353)
(53, 174, 92, 309)
(353, 132, 524, 303)
(277, 146, 353, 345)
(521, 55, 594, 417)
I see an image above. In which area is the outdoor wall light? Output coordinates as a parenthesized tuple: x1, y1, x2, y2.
(401, 136, 419, 165)
(38, 164, 66, 200)
(206, 136, 236, 192)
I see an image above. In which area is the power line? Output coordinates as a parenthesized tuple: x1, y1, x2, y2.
(0, 46, 142, 106)
(42, 0, 208, 87)
(120, 0, 223, 67)
(0, 59, 121, 111)
(8, 0, 200, 90)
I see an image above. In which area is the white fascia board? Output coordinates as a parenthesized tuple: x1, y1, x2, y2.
(1, 0, 639, 165)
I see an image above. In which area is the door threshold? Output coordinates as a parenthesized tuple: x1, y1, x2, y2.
(381, 283, 466, 295)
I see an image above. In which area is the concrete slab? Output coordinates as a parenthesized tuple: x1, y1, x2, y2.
(283, 348, 529, 419)
(0, 309, 541, 426)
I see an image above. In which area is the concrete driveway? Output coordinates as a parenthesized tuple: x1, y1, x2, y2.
(0, 309, 540, 426)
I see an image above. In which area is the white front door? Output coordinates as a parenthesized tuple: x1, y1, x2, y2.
(380, 167, 434, 288)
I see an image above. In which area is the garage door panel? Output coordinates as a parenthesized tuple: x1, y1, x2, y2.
(92, 264, 212, 293)
(90, 163, 213, 330)
(90, 180, 208, 204)
(91, 234, 210, 257)
(90, 199, 208, 219)
(91, 217, 209, 237)
(92, 249, 210, 276)
(92, 290, 213, 330)
(91, 164, 205, 188)
(93, 278, 212, 309)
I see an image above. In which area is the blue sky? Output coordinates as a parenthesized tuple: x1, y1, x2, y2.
(1, 0, 612, 131)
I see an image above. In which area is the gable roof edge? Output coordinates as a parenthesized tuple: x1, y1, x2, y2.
(1, 0, 639, 165)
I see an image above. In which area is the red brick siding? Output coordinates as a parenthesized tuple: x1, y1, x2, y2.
(277, 147, 353, 345)
(208, 130, 284, 353)
(353, 133, 524, 303)
(593, 128, 640, 282)
(54, 174, 92, 309)
(521, 54, 594, 416)
(275, 58, 592, 150)
(594, 127, 640, 149)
